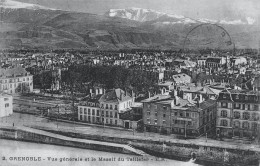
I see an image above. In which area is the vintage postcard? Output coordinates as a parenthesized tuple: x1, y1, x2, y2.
(0, 0, 260, 165)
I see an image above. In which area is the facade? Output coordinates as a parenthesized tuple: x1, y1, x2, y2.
(0, 93, 13, 118)
(205, 57, 227, 68)
(78, 95, 102, 124)
(78, 89, 134, 127)
(216, 89, 260, 139)
(142, 94, 217, 137)
(0, 67, 33, 94)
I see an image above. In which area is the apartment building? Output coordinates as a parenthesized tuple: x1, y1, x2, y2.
(0, 67, 33, 94)
(78, 88, 134, 127)
(216, 89, 260, 139)
(142, 94, 217, 137)
(0, 93, 13, 118)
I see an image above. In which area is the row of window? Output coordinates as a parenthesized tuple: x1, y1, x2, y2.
(223, 93, 258, 101)
(146, 110, 196, 118)
(79, 107, 100, 116)
(79, 115, 118, 125)
(5, 103, 9, 108)
(79, 107, 118, 118)
(220, 119, 257, 130)
(220, 110, 259, 120)
(220, 102, 259, 111)
(146, 118, 193, 126)
(100, 103, 118, 110)
(147, 104, 169, 110)
(0, 77, 31, 83)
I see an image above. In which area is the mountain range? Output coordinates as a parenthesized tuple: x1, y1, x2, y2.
(0, 0, 259, 50)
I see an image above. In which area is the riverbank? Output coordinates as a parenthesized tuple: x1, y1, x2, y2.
(27, 125, 260, 165)
(0, 125, 145, 156)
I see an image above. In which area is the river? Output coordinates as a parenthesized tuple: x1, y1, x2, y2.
(0, 139, 200, 166)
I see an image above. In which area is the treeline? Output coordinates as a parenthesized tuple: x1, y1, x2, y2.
(61, 65, 160, 96)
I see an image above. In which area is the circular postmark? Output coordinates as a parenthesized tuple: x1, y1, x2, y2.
(182, 23, 235, 55)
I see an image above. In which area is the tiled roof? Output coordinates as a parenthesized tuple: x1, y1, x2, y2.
(172, 73, 191, 83)
(0, 66, 28, 77)
(141, 95, 171, 103)
(99, 88, 132, 103)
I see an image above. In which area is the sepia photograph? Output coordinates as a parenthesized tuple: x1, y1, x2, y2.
(0, 0, 260, 165)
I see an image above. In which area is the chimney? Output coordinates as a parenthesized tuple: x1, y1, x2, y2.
(148, 91, 151, 98)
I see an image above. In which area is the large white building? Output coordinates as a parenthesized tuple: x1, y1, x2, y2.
(78, 88, 134, 127)
(0, 93, 13, 118)
(0, 67, 33, 94)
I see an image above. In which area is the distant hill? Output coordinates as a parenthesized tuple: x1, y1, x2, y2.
(0, 1, 259, 50)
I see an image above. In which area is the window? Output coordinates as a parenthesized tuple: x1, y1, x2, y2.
(88, 116, 91, 122)
(92, 109, 95, 116)
(233, 121, 240, 128)
(223, 94, 226, 99)
(252, 122, 257, 130)
(147, 104, 150, 108)
(106, 119, 108, 124)
(147, 118, 150, 124)
(79, 107, 83, 114)
(110, 119, 113, 124)
(80, 115, 83, 121)
(186, 113, 190, 117)
(84, 108, 87, 114)
(154, 104, 157, 109)
(220, 120, 228, 126)
(221, 102, 228, 108)
(4, 98, 8, 101)
(106, 104, 108, 109)
(110, 112, 113, 118)
(101, 104, 104, 108)
(5, 103, 9, 108)
(110, 105, 113, 110)
(174, 112, 177, 116)
(106, 111, 109, 117)
(115, 120, 117, 125)
(221, 110, 227, 118)
(115, 105, 118, 110)
(254, 105, 258, 111)
(163, 114, 166, 118)
(115, 112, 118, 118)
(234, 112, 240, 119)
(180, 112, 183, 117)
(154, 119, 157, 125)
(147, 111, 150, 115)
(245, 96, 248, 100)
(163, 106, 167, 110)
(242, 122, 249, 129)
(235, 94, 239, 100)
(187, 121, 192, 126)
(155, 112, 158, 116)
(163, 120, 166, 124)
(234, 103, 241, 109)
(242, 104, 245, 110)
(252, 112, 259, 121)
(242, 112, 250, 120)
(248, 104, 251, 110)
(96, 110, 100, 116)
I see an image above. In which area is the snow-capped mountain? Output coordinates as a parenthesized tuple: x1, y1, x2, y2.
(105, 7, 197, 24)
(106, 7, 256, 25)
(0, 0, 55, 10)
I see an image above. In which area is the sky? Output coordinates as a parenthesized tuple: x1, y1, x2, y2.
(17, 0, 260, 22)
